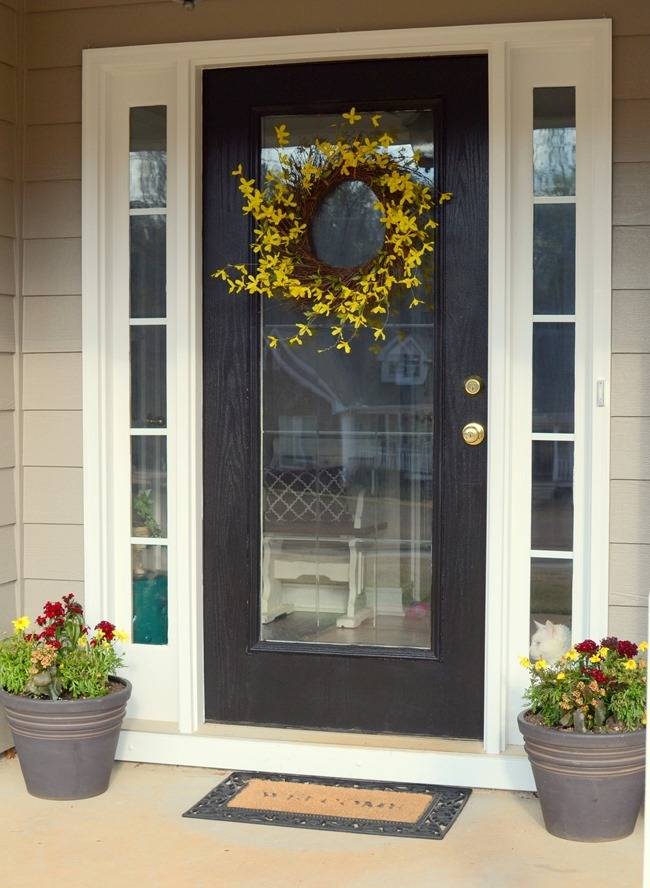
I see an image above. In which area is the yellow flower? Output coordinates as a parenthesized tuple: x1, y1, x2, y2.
(94, 628, 105, 641)
(439, 192, 453, 203)
(274, 124, 290, 146)
(598, 647, 609, 658)
(12, 616, 30, 634)
(342, 107, 362, 125)
(639, 642, 648, 652)
(519, 657, 531, 669)
(378, 133, 394, 148)
(77, 635, 88, 647)
(336, 340, 351, 354)
(624, 659, 638, 671)
(371, 113, 382, 127)
(267, 336, 279, 349)
(588, 655, 601, 664)
(643, 713, 647, 726)
(231, 164, 243, 177)
(534, 659, 548, 672)
(556, 672, 566, 681)
(114, 629, 129, 643)
(564, 650, 579, 661)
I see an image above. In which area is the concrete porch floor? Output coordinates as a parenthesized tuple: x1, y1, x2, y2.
(0, 756, 642, 888)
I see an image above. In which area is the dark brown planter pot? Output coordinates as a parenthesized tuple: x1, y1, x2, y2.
(518, 710, 645, 842)
(0, 677, 131, 800)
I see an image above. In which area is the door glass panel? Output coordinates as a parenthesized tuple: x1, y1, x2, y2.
(130, 214, 166, 318)
(130, 325, 166, 428)
(129, 106, 167, 208)
(533, 204, 575, 314)
(532, 323, 575, 433)
(530, 557, 572, 630)
(533, 87, 576, 197)
(259, 109, 435, 650)
(132, 544, 168, 645)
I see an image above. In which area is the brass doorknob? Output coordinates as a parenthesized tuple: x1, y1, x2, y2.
(462, 422, 485, 446)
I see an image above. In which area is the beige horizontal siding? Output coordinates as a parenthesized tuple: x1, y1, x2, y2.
(0, 411, 14, 467)
(22, 236, 80, 295)
(26, 66, 81, 124)
(22, 294, 81, 352)
(23, 352, 82, 409)
(0, 235, 15, 293)
(0, 524, 16, 585)
(611, 418, 650, 479)
(0, 354, 14, 410)
(23, 410, 82, 466)
(609, 605, 649, 640)
(25, 124, 81, 180)
(0, 178, 15, 238)
(0, 121, 14, 179)
(0, 294, 14, 350)
(613, 163, 650, 226)
(613, 100, 650, 163)
(610, 544, 650, 608)
(0, 5, 17, 67)
(23, 523, 83, 581)
(24, 578, 84, 613)
(612, 290, 650, 352)
(611, 354, 650, 416)
(0, 64, 16, 123)
(23, 466, 83, 524)
(610, 480, 650, 546)
(23, 180, 81, 238)
(0, 468, 15, 525)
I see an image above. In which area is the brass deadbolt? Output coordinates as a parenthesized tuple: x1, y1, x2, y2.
(464, 376, 483, 396)
(462, 422, 486, 446)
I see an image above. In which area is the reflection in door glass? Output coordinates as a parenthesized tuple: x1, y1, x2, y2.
(259, 110, 436, 650)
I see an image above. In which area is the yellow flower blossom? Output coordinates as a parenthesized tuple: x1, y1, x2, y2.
(94, 628, 105, 641)
(114, 629, 129, 643)
(564, 650, 579, 661)
(598, 647, 609, 658)
(231, 164, 243, 177)
(267, 336, 279, 349)
(519, 657, 531, 668)
(534, 659, 548, 672)
(342, 107, 362, 125)
(439, 192, 453, 203)
(556, 672, 566, 681)
(12, 615, 30, 634)
(624, 659, 638, 671)
(77, 635, 88, 647)
(639, 641, 648, 652)
(336, 340, 351, 354)
(371, 113, 382, 127)
(378, 132, 394, 148)
(589, 655, 601, 664)
(274, 124, 290, 146)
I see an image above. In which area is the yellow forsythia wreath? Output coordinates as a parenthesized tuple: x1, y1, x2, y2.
(213, 108, 451, 352)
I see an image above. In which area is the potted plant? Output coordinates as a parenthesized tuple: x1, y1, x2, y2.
(518, 636, 646, 842)
(0, 595, 130, 800)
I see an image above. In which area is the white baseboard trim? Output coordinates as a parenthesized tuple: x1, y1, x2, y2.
(116, 730, 535, 791)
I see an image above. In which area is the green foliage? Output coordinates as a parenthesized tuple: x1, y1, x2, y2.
(522, 637, 647, 733)
(57, 644, 122, 699)
(0, 635, 32, 695)
(132, 489, 162, 538)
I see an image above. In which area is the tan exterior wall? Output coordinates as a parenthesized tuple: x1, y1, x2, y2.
(13, 1, 650, 638)
(0, 0, 20, 751)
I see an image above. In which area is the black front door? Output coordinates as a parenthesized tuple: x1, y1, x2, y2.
(203, 56, 488, 738)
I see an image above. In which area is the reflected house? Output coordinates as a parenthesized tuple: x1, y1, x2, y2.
(261, 323, 435, 649)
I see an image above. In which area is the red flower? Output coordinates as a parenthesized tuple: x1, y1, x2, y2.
(36, 615, 46, 627)
(43, 601, 65, 620)
(46, 639, 62, 650)
(95, 620, 115, 642)
(601, 636, 619, 649)
(575, 639, 598, 654)
(617, 640, 638, 658)
(582, 668, 607, 684)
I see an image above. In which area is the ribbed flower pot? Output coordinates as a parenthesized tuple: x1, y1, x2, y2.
(518, 710, 645, 842)
(0, 677, 131, 800)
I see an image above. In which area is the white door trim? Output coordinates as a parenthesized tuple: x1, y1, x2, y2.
(82, 19, 612, 787)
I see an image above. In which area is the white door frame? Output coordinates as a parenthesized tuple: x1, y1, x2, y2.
(82, 19, 611, 788)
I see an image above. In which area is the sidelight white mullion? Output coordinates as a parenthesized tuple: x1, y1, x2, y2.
(129, 207, 167, 215)
(530, 549, 573, 560)
(130, 537, 169, 546)
(531, 432, 574, 441)
(531, 315, 575, 323)
(130, 428, 167, 436)
(129, 318, 167, 325)
(532, 195, 576, 205)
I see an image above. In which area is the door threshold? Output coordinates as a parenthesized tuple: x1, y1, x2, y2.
(196, 722, 486, 754)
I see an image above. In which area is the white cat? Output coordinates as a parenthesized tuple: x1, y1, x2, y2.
(529, 620, 572, 663)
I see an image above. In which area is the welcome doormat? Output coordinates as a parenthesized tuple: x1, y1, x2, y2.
(183, 771, 471, 840)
